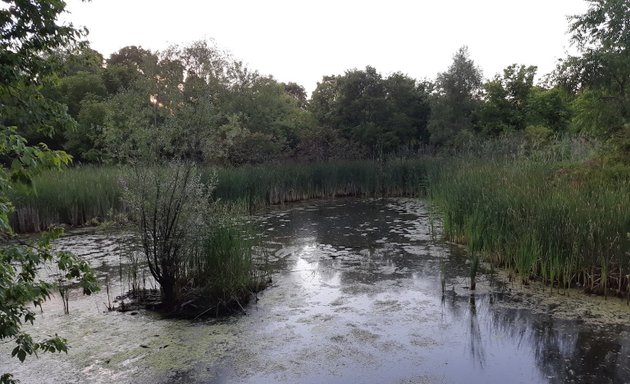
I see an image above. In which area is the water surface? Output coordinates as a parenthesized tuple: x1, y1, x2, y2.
(1, 198, 629, 383)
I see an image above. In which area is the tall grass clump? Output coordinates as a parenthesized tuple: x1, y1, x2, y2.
(9, 166, 124, 232)
(9, 159, 435, 233)
(186, 222, 268, 317)
(430, 158, 630, 297)
(212, 159, 434, 212)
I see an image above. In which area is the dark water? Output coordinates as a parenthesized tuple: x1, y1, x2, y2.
(1, 198, 629, 384)
(218, 198, 630, 384)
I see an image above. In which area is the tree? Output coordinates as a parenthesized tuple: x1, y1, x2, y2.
(100, 46, 184, 163)
(284, 82, 308, 109)
(101, 46, 158, 95)
(1, 1, 99, 382)
(336, 67, 388, 154)
(310, 75, 340, 128)
(122, 162, 214, 308)
(101, 77, 162, 162)
(65, 96, 109, 162)
(526, 86, 572, 133)
(57, 72, 107, 117)
(108, 45, 157, 71)
(309, 68, 431, 157)
(44, 48, 109, 162)
(310, 67, 385, 157)
(6, 44, 107, 161)
(49, 46, 104, 76)
(555, 0, 629, 136)
(477, 64, 537, 135)
(221, 75, 310, 163)
(428, 46, 482, 145)
(99, 41, 302, 165)
(383, 72, 431, 148)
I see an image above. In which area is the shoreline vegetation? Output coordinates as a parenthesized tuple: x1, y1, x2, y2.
(9, 147, 630, 303)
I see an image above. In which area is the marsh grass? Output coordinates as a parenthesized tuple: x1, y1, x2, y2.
(183, 222, 268, 317)
(212, 159, 431, 212)
(11, 160, 433, 232)
(430, 158, 630, 297)
(9, 166, 124, 232)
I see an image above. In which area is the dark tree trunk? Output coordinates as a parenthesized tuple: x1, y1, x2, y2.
(160, 275, 177, 309)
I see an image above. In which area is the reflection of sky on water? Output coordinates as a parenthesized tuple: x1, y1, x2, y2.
(241, 198, 630, 384)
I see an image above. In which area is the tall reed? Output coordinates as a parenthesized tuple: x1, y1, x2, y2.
(429, 158, 630, 296)
(9, 166, 124, 232)
(187, 223, 264, 308)
(211, 159, 432, 212)
(10, 159, 434, 232)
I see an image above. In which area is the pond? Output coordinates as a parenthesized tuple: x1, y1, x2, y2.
(1, 198, 629, 383)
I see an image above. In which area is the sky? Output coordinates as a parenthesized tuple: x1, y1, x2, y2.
(61, 0, 589, 94)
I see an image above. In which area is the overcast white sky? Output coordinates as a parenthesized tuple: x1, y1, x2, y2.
(62, 0, 588, 94)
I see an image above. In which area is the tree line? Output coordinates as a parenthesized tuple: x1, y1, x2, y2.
(4, 1, 628, 166)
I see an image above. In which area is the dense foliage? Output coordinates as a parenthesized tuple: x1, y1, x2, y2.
(22, 0, 626, 166)
(1, 1, 99, 382)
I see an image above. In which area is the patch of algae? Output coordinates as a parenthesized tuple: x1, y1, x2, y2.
(102, 320, 238, 383)
(493, 269, 630, 327)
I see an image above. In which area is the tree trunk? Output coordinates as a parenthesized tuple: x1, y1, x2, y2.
(160, 276, 177, 309)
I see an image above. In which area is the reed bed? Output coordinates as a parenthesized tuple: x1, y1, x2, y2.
(429, 159, 630, 297)
(9, 166, 124, 232)
(212, 159, 432, 212)
(10, 160, 432, 232)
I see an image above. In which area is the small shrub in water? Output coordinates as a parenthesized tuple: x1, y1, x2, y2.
(122, 162, 215, 309)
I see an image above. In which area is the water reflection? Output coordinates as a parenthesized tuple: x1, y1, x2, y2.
(244, 198, 630, 384)
(468, 295, 486, 369)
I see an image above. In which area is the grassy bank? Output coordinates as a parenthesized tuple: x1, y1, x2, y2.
(9, 159, 433, 232)
(429, 160, 630, 297)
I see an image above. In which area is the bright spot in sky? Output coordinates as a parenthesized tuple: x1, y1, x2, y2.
(62, 0, 588, 93)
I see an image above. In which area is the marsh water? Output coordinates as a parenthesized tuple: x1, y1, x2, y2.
(2, 198, 629, 383)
